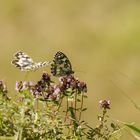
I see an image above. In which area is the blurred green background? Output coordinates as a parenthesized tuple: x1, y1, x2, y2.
(0, 0, 140, 139)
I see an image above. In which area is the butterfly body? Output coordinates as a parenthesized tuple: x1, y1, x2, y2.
(11, 51, 51, 71)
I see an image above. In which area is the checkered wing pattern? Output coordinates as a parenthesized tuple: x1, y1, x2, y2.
(51, 51, 74, 76)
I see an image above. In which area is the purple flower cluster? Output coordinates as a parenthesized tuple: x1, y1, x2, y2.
(32, 73, 87, 101)
(31, 72, 60, 101)
(44, 85, 60, 101)
(58, 75, 87, 93)
(15, 81, 33, 92)
(99, 100, 110, 109)
(0, 80, 8, 93)
(15, 72, 87, 102)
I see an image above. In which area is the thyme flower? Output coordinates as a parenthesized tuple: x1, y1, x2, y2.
(99, 100, 110, 109)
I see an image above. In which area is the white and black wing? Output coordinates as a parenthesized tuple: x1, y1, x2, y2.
(11, 51, 51, 71)
(11, 51, 35, 71)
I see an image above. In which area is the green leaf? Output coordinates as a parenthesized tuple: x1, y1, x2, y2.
(76, 99, 81, 102)
(82, 108, 87, 112)
(68, 107, 75, 119)
(83, 95, 87, 98)
(124, 123, 140, 134)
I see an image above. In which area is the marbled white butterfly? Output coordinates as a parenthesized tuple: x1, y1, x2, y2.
(11, 51, 51, 71)
(51, 51, 74, 76)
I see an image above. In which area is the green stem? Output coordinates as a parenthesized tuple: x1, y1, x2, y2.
(74, 92, 77, 120)
(36, 98, 39, 111)
(18, 109, 25, 140)
(57, 97, 63, 112)
(64, 97, 69, 122)
(70, 98, 74, 125)
(99, 109, 107, 128)
(79, 93, 84, 121)
(18, 128, 23, 140)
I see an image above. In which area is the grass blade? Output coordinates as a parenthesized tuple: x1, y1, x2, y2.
(124, 123, 140, 134)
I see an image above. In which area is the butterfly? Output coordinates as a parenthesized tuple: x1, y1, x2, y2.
(11, 51, 51, 71)
(51, 51, 74, 76)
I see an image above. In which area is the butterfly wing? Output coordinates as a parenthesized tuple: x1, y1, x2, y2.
(51, 51, 74, 76)
(11, 51, 34, 71)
